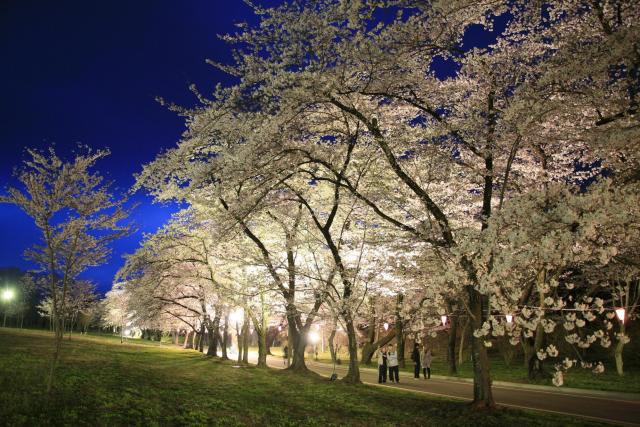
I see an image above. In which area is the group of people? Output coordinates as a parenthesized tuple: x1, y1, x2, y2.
(376, 343, 432, 384)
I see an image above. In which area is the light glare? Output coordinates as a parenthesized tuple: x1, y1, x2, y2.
(1, 289, 14, 302)
(308, 331, 320, 344)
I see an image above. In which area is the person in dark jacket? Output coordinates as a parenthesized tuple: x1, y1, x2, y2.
(411, 343, 421, 379)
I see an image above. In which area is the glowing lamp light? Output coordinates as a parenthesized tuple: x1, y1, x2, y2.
(308, 331, 320, 344)
(229, 309, 243, 324)
(505, 314, 513, 324)
(441, 315, 448, 326)
(383, 322, 389, 331)
(277, 326, 282, 332)
(615, 308, 626, 324)
(1, 289, 14, 302)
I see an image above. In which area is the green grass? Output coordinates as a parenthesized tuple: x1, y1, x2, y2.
(290, 347, 640, 394)
(0, 328, 606, 426)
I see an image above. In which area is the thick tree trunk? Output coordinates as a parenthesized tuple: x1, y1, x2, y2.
(256, 322, 268, 368)
(288, 324, 308, 371)
(341, 313, 361, 384)
(207, 315, 220, 357)
(206, 326, 216, 356)
(468, 287, 494, 409)
(286, 309, 309, 372)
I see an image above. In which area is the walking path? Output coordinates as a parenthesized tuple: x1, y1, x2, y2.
(248, 353, 640, 426)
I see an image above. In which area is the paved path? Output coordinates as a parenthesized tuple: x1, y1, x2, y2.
(248, 353, 640, 426)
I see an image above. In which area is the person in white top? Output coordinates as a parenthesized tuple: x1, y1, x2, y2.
(387, 343, 400, 383)
(421, 346, 432, 379)
(376, 345, 388, 383)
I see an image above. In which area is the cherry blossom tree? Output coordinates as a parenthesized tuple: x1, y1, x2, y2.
(1, 147, 132, 392)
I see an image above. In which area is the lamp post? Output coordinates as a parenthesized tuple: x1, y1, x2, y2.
(309, 331, 320, 360)
(2, 288, 15, 327)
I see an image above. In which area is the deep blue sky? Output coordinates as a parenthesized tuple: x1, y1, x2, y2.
(0, 1, 506, 294)
(0, 1, 258, 293)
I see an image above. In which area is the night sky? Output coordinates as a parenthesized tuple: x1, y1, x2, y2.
(0, 1, 258, 292)
(1, 1, 505, 294)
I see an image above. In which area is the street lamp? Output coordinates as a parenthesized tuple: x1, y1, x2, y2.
(615, 308, 626, 324)
(441, 315, 448, 326)
(2, 287, 15, 328)
(505, 314, 513, 324)
(383, 322, 389, 331)
(308, 331, 320, 360)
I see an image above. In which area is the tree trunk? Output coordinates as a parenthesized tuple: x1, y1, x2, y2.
(255, 296, 268, 368)
(615, 322, 626, 376)
(468, 287, 494, 409)
(447, 314, 458, 375)
(206, 326, 216, 356)
(47, 313, 65, 393)
(395, 294, 405, 369)
(528, 277, 546, 380)
(328, 327, 337, 364)
(221, 314, 229, 360)
(458, 317, 468, 366)
(242, 313, 249, 364)
(198, 323, 205, 352)
(361, 330, 396, 364)
(171, 329, 178, 345)
(265, 326, 278, 355)
(184, 330, 195, 349)
(255, 322, 267, 368)
(236, 322, 243, 364)
(207, 315, 220, 357)
(341, 312, 361, 384)
(286, 308, 309, 372)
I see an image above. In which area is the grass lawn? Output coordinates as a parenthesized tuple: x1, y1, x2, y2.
(290, 348, 640, 394)
(0, 328, 606, 426)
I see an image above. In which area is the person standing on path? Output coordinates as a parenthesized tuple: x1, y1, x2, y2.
(388, 344, 400, 383)
(411, 343, 421, 379)
(283, 345, 289, 367)
(376, 345, 388, 383)
(421, 346, 432, 379)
